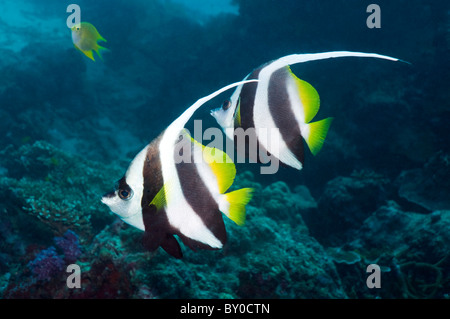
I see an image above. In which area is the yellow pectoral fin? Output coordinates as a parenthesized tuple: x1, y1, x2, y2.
(234, 97, 241, 127)
(149, 184, 168, 211)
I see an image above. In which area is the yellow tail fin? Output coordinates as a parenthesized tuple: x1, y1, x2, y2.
(304, 117, 333, 156)
(223, 188, 254, 226)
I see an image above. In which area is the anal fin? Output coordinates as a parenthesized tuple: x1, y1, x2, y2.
(82, 49, 95, 61)
(160, 234, 183, 259)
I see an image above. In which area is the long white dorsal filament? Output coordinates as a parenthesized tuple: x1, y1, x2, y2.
(269, 51, 400, 70)
(168, 79, 259, 136)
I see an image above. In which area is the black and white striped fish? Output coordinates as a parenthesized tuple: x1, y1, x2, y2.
(211, 51, 400, 170)
(101, 81, 256, 258)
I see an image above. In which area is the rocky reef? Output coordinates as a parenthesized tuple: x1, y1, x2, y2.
(0, 141, 448, 299)
(396, 152, 450, 212)
(0, 141, 119, 238)
(0, 143, 344, 298)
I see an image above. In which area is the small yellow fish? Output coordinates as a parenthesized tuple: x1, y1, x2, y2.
(71, 22, 108, 61)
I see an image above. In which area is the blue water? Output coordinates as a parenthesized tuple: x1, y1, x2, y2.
(0, 0, 449, 299)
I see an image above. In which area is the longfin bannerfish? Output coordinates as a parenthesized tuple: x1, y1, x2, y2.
(71, 22, 108, 61)
(101, 80, 257, 258)
(210, 51, 401, 170)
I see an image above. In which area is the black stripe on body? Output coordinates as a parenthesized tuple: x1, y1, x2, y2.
(142, 205, 182, 258)
(141, 132, 183, 258)
(141, 133, 165, 208)
(239, 68, 261, 131)
(267, 67, 304, 165)
(234, 67, 271, 163)
(175, 137, 226, 249)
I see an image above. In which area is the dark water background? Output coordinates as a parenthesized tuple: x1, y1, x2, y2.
(0, 0, 449, 299)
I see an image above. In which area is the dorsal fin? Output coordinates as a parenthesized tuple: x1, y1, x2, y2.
(188, 131, 236, 194)
(287, 66, 320, 123)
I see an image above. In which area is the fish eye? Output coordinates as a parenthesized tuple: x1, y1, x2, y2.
(222, 100, 232, 110)
(118, 188, 133, 200)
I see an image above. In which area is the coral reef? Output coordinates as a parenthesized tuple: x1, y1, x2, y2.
(343, 202, 450, 298)
(1, 140, 449, 299)
(54, 230, 82, 263)
(396, 152, 450, 211)
(261, 181, 317, 224)
(308, 170, 390, 246)
(0, 144, 346, 298)
(27, 247, 65, 282)
(0, 141, 120, 239)
(326, 247, 361, 265)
